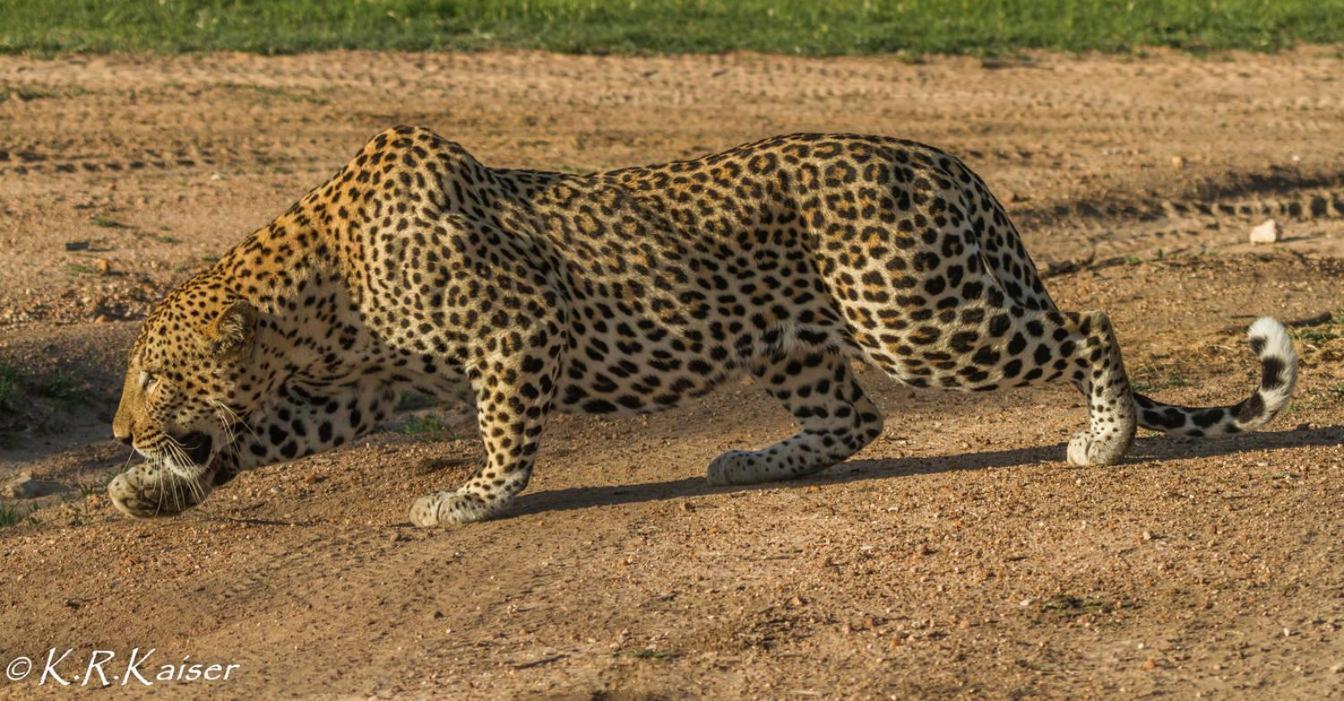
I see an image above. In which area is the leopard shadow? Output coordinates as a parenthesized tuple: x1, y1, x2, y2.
(509, 425, 1344, 518)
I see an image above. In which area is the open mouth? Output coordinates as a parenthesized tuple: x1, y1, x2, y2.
(180, 431, 214, 466)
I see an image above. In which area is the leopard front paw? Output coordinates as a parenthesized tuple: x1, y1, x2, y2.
(409, 490, 493, 527)
(107, 463, 206, 518)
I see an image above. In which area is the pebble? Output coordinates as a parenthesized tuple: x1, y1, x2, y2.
(1249, 219, 1279, 243)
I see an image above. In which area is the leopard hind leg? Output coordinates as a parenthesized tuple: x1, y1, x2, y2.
(858, 305, 1136, 467)
(1060, 310, 1138, 466)
(706, 351, 884, 486)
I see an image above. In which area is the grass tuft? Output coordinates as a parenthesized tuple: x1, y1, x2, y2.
(0, 85, 55, 101)
(91, 216, 129, 229)
(1132, 365, 1190, 394)
(0, 503, 27, 528)
(0, 362, 90, 442)
(401, 414, 453, 439)
(1297, 326, 1343, 345)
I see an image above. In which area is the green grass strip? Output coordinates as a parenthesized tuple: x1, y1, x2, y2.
(1, 0, 1341, 56)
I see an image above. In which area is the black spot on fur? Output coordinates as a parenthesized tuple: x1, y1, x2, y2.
(1234, 393, 1265, 423)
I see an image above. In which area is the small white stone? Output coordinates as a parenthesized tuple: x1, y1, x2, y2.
(1249, 219, 1279, 243)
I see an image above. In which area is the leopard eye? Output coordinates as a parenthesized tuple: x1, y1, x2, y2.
(139, 371, 159, 392)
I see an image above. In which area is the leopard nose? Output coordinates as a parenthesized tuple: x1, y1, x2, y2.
(117, 433, 133, 446)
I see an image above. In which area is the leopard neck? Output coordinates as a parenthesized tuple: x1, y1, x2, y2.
(214, 201, 380, 380)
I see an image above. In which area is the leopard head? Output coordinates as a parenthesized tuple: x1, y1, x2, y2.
(112, 276, 267, 494)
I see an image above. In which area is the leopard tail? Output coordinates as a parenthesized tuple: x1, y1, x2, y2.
(1132, 317, 1297, 437)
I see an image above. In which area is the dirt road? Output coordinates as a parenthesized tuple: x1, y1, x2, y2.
(1, 49, 1343, 699)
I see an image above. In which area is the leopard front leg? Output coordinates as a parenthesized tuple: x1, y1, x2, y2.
(1064, 311, 1137, 466)
(409, 348, 559, 527)
(707, 351, 884, 485)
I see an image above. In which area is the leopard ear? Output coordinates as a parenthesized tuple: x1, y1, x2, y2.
(206, 299, 257, 360)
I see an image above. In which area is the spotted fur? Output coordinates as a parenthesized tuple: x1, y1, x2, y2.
(108, 127, 1299, 524)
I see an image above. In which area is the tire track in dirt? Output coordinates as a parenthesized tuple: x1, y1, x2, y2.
(1021, 168, 1344, 223)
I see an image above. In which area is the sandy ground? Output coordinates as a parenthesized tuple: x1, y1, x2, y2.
(1, 48, 1344, 699)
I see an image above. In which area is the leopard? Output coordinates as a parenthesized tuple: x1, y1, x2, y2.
(108, 126, 1299, 525)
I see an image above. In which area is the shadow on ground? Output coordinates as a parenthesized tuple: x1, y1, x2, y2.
(511, 425, 1344, 518)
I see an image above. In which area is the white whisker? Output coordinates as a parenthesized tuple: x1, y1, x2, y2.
(213, 400, 258, 441)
